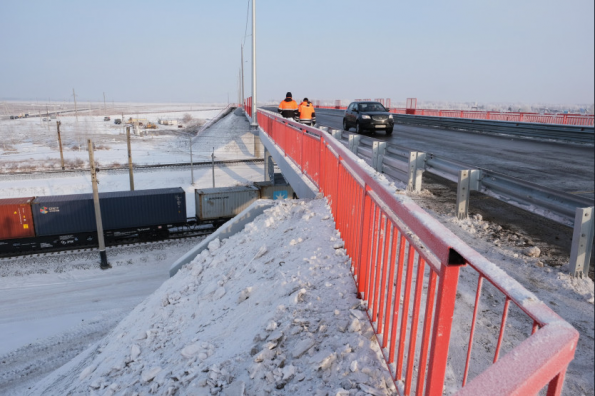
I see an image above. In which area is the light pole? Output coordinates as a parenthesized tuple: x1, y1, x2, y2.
(250, 0, 257, 128)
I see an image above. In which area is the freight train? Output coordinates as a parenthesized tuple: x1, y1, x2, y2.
(0, 180, 293, 256)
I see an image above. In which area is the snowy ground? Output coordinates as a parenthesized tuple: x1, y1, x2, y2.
(28, 199, 396, 396)
(0, 238, 206, 395)
(0, 104, 239, 172)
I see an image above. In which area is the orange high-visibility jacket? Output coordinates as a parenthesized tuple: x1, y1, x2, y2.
(278, 98, 299, 118)
(298, 101, 316, 120)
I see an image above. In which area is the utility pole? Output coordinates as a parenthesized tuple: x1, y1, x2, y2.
(241, 44, 245, 108)
(88, 139, 110, 270)
(189, 134, 194, 185)
(73, 88, 79, 122)
(126, 126, 134, 190)
(250, 0, 257, 128)
(57, 121, 65, 170)
(103, 92, 107, 114)
(211, 147, 215, 188)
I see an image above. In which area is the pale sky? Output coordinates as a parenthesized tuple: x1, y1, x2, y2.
(0, 0, 593, 105)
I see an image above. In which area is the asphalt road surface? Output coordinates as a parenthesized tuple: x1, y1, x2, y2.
(264, 107, 594, 200)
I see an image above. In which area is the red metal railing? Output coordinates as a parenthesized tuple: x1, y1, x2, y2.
(257, 109, 579, 395)
(243, 97, 253, 118)
(314, 101, 594, 126)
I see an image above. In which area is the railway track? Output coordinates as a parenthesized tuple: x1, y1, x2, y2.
(0, 227, 214, 260)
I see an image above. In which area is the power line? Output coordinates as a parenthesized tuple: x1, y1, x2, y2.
(242, 0, 251, 47)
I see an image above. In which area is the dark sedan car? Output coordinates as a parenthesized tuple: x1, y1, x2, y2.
(343, 101, 394, 135)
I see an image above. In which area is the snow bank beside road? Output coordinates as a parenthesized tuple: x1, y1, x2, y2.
(32, 199, 396, 395)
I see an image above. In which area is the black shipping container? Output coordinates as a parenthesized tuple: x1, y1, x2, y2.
(32, 188, 187, 236)
(32, 193, 95, 236)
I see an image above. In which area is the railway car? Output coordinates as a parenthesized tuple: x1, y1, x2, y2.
(0, 188, 187, 255)
(0, 177, 295, 257)
(195, 179, 294, 226)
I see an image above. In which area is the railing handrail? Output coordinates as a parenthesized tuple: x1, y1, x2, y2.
(257, 109, 579, 395)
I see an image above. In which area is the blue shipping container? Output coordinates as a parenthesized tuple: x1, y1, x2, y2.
(32, 188, 187, 236)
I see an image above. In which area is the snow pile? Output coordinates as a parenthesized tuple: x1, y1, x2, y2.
(31, 199, 396, 395)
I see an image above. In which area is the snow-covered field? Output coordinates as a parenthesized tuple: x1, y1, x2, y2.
(0, 104, 243, 172)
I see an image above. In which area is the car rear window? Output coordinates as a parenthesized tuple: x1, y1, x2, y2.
(359, 103, 386, 112)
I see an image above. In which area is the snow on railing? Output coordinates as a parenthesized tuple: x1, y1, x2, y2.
(257, 109, 579, 395)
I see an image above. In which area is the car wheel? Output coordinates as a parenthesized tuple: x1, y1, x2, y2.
(343, 119, 349, 131)
(386, 128, 393, 135)
(355, 122, 363, 134)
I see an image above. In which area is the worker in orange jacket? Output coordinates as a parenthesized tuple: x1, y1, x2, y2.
(278, 92, 299, 120)
(298, 98, 316, 126)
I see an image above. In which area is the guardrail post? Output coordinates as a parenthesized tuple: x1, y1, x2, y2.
(569, 207, 594, 277)
(331, 130, 342, 140)
(414, 152, 426, 192)
(406, 152, 426, 192)
(348, 135, 361, 154)
(372, 141, 387, 172)
(456, 170, 471, 219)
(456, 170, 481, 220)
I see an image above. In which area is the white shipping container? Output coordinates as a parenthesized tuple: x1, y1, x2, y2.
(195, 186, 260, 221)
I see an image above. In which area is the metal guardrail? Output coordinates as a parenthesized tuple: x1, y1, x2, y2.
(337, 131, 594, 277)
(257, 110, 579, 395)
(394, 114, 595, 144)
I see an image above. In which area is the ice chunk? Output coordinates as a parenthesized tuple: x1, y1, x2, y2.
(267, 329, 284, 342)
(266, 321, 278, 331)
(238, 287, 253, 304)
(254, 245, 268, 259)
(282, 364, 296, 380)
(131, 344, 141, 361)
(292, 338, 316, 358)
(294, 288, 307, 304)
(213, 287, 226, 300)
(223, 381, 246, 396)
(78, 364, 96, 381)
(524, 246, 541, 258)
(181, 343, 202, 359)
(142, 366, 162, 383)
(359, 383, 384, 396)
(208, 238, 221, 253)
(348, 318, 362, 333)
(192, 263, 204, 277)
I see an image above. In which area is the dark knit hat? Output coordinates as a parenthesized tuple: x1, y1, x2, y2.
(303, 98, 308, 102)
(286, 92, 292, 98)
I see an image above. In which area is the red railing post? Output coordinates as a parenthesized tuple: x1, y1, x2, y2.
(546, 368, 568, 396)
(425, 263, 462, 395)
